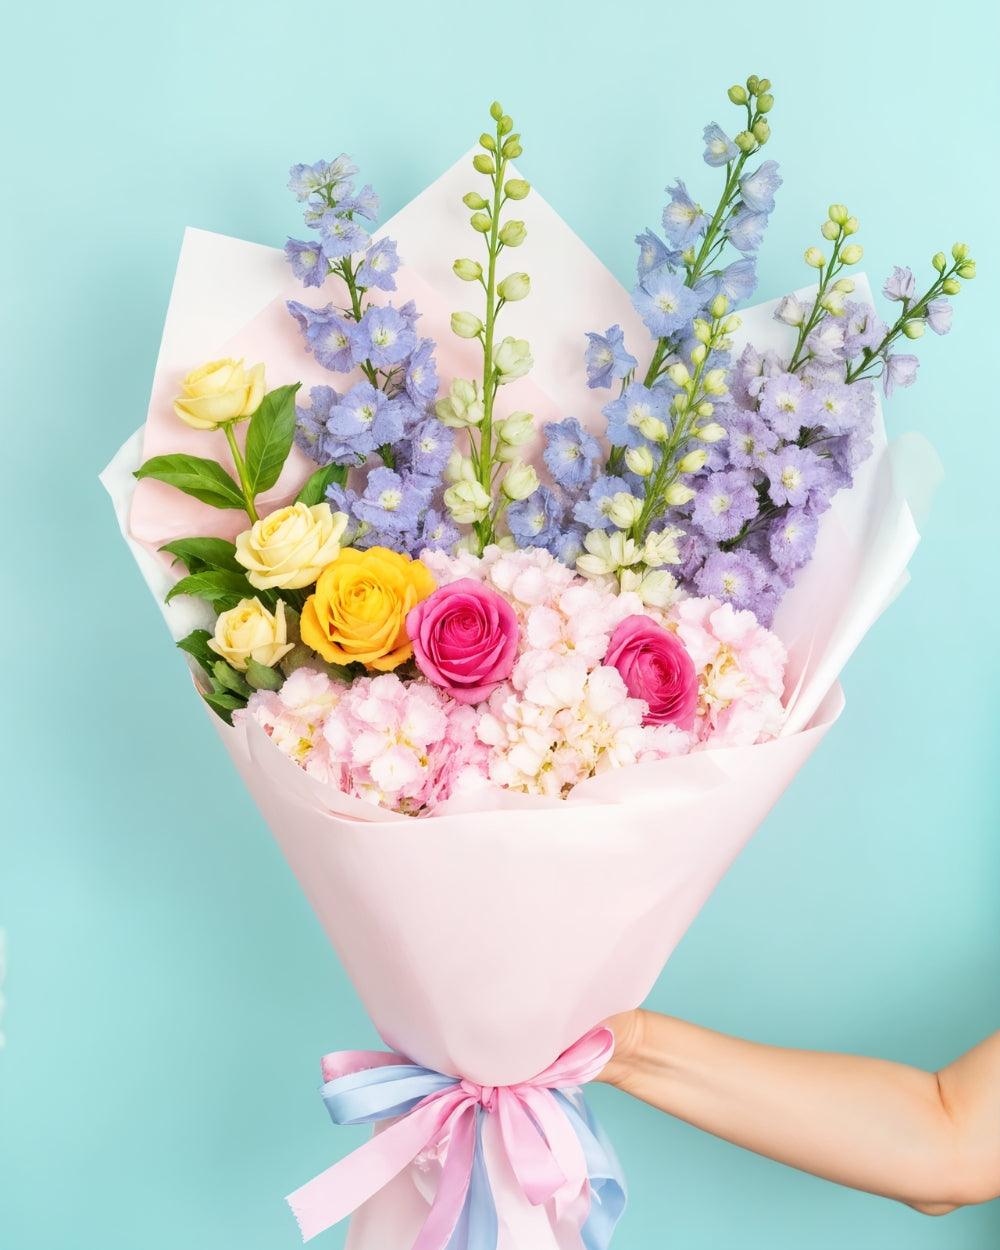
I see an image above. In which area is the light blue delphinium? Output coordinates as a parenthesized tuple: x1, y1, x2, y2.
(316, 208, 370, 260)
(661, 179, 710, 248)
(542, 417, 602, 489)
(352, 467, 431, 536)
(572, 474, 636, 530)
(632, 268, 701, 338)
(703, 123, 739, 167)
(635, 229, 682, 279)
(603, 383, 669, 449)
(357, 237, 400, 291)
(351, 305, 417, 368)
(726, 206, 769, 254)
(507, 486, 564, 550)
(404, 339, 439, 405)
(284, 238, 328, 288)
(326, 382, 405, 460)
(405, 418, 454, 478)
(584, 325, 637, 389)
(287, 302, 357, 372)
(739, 160, 782, 213)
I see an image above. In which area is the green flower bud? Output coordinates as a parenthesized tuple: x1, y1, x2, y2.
(681, 246, 697, 266)
(690, 343, 707, 366)
(728, 84, 748, 104)
(692, 318, 712, 344)
(608, 491, 643, 530)
(840, 243, 864, 265)
(747, 74, 760, 93)
(453, 257, 483, 282)
(470, 211, 492, 233)
(451, 311, 483, 339)
(821, 220, 840, 241)
(444, 479, 491, 525)
(804, 246, 825, 268)
(942, 277, 961, 295)
(664, 481, 696, 507)
(501, 137, 522, 158)
(703, 368, 728, 396)
(494, 336, 533, 383)
(902, 319, 925, 339)
(828, 203, 849, 225)
(499, 220, 527, 247)
(505, 178, 530, 200)
(479, 133, 496, 152)
(752, 119, 770, 144)
(624, 446, 655, 477)
(952, 242, 970, 261)
(932, 251, 947, 273)
(499, 115, 513, 135)
(666, 362, 690, 387)
(820, 289, 846, 316)
(735, 130, 756, 153)
(671, 392, 687, 414)
(708, 293, 729, 319)
(833, 277, 855, 293)
(696, 400, 715, 418)
(843, 216, 859, 235)
(473, 153, 495, 175)
(723, 314, 742, 334)
(757, 78, 771, 92)
(638, 415, 669, 443)
(957, 260, 976, 279)
(463, 191, 489, 210)
(678, 449, 708, 474)
(694, 421, 726, 443)
(489, 101, 504, 121)
(757, 92, 774, 113)
(498, 272, 531, 301)
(501, 461, 539, 502)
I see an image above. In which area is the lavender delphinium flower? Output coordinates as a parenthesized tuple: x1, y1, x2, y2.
(404, 418, 454, 478)
(417, 509, 460, 553)
(585, 325, 637, 388)
(762, 444, 825, 508)
(726, 207, 769, 255)
(883, 352, 919, 397)
(694, 550, 769, 612)
(287, 302, 356, 372)
(739, 160, 783, 214)
(284, 238, 328, 288)
(725, 410, 779, 469)
(326, 382, 405, 461)
(768, 508, 819, 573)
(882, 265, 916, 302)
(635, 229, 681, 279)
(405, 339, 439, 405)
(340, 184, 380, 220)
(351, 305, 417, 368)
(543, 417, 602, 489)
(691, 469, 759, 542)
(352, 467, 431, 537)
(356, 237, 400, 291)
(926, 298, 953, 335)
(758, 373, 820, 440)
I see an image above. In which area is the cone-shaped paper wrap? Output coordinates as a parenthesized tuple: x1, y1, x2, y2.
(102, 153, 940, 1247)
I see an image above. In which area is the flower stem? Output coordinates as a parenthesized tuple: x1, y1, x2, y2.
(223, 422, 258, 522)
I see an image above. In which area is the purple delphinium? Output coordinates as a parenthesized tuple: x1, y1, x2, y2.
(691, 469, 759, 542)
(762, 445, 825, 508)
(726, 207, 768, 255)
(352, 467, 430, 536)
(416, 509, 460, 554)
(739, 160, 782, 213)
(632, 268, 701, 339)
(585, 325, 637, 388)
(326, 382, 404, 460)
(882, 265, 916, 302)
(543, 417, 602, 489)
(404, 339, 439, 406)
(768, 508, 819, 573)
(695, 549, 769, 612)
(926, 298, 953, 335)
(725, 410, 779, 469)
(316, 209, 369, 260)
(758, 373, 820, 440)
(883, 352, 919, 397)
(287, 302, 356, 373)
(551, 526, 587, 567)
(356, 237, 400, 291)
(842, 302, 887, 355)
(661, 180, 710, 248)
(404, 418, 454, 478)
(340, 184, 380, 220)
(284, 238, 328, 288)
(351, 305, 417, 368)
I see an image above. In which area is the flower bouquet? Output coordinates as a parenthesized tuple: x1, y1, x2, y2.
(103, 76, 968, 1248)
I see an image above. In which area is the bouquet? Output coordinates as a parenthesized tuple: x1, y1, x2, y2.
(103, 75, 968, 1248)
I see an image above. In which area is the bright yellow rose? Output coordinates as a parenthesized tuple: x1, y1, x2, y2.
(300, 547, 436, 671)
(174, 358, 266, 430)
(235, 502, 350, 590)
(208, 598, 294, 672)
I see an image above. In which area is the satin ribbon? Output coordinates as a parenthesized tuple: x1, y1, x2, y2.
(287, 1027, 625, 1248)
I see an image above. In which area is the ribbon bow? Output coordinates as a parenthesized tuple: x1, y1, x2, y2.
(287, 1027, 625, 1249)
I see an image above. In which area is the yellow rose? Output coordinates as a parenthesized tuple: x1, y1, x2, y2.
(300, 547, 435, 671)
(208, 598, 294, 672)
(174, 358, 266, 430)
(235, 502, 350, 590)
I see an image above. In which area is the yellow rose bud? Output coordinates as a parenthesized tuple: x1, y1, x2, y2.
(209, 598, 294, 672)
(174, 358, 265, 430)
(300, 547, 435, 672)
(235, 502, 349, 590)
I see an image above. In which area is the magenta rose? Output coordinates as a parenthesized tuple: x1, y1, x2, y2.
(603, 614, 698, 729)
(406, 578, 519, 704)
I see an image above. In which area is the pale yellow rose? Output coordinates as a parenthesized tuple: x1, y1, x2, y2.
(208, 598, 294, 672)
(235, 502, 349, 590)
(174, 358, 266, 430)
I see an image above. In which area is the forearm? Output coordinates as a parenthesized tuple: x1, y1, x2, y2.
(601, 1011, 1000, 1211)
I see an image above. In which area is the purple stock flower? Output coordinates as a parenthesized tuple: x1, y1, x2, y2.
(726, 410, 779, 468)
(585, 324, 638, 388)
(926, 298, 953, 335)
(356, 237, 400, 290)
(769, 508, 819, 572)
(703, 123, 739, 167)
(759, 373, 819, 440)
(695, 549, 769, 611)
(285, 238, 328, 288)
(351, 305, 417, 368)
(635, 229, 682, 279)
(726, 207, 768, 254)
(543, 417, 602, 489)
(763, 445, 824, 507)
(603, 383, 668, 449)
(739, 160, 782, 213)
(691, 469, 759, 541)
(287, 301, 355, 372)
(883, 266, 916, 302)
(883, 353, 919, 397)
(632, 269, 700, 338)
(662, 180, 709, 248)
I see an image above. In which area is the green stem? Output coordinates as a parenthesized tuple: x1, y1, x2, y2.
(844, 261, 960, 383)
(223, 423, 258, 522)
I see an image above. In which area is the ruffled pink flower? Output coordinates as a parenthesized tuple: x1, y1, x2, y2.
(603, 615, 699, 729)
(407, 578, 519, 704)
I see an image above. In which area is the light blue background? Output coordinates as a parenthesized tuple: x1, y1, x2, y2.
(2, 1, 998, 1247)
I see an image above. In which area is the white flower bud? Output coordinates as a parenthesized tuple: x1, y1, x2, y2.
(453, 258, 483, 282)
(638, 415, 669, 443)
(774, 294, 806, 326)
(819, 289, 846, 316)
(840, 243, 863, 265)
(445, 449, 477, 483)
(435, 378, 484, 428)
(642, 526, 684, 567)
(629, 568, 679, 609)
(843, 216, 859, 236)
(804, 246, 825, 268)
(708, 293, 729, 319)
(664, 481, 695, 506)
(703, 368, 728, 396)
(444, 479, 491, 524)
(576, 529, 642, 577)
(497, 410, 534, 445)
(494, 336, 533, 383)
(821, 220, 840, 241)
(828, 203, 849, 225)
(694, 421, 726, 443)
(501, 461, 539, 501)
(497, 272, 530, 301)
(666, 362, 691, 387)
(498, 220, 527, 247)
(902, 319, 925, 339)
(677, 449, 708, 474)
(451, 311, 484, 339)
(624, 445, 655, 477)
(833, 277, 855, 293)
(690, 343, 707, 366)
(692, 318, 712, 344)
(607, 491, 643, 530)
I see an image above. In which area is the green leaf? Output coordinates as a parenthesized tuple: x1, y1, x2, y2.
(160, 537, 242, 575)
(176, 628, 216, 676)
(212, 660, 253, 698)
(279, 643, 353, 683)
(135, 454, 246, 509)
(295, 462, 349, 506)
(201, 689, 243, 725)
(165, 569, 253, 610)
(245, 658, 283, 691)
(244, 384, 301, 497)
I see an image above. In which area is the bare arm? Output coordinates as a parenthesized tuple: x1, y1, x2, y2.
(600, 1010, 1000, 1214)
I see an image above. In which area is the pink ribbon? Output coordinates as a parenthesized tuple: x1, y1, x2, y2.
(287, 1026, 615, 1246)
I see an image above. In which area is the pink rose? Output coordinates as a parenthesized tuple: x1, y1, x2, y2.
(406, 578, 519, 704)
(603, 614, 698, 729)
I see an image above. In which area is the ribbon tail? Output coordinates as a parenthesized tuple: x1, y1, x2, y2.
(287, 1093, 460, 1242)
(552, 1091, 626, 1250)
(411, 1103, 478, 1250)
(446, 1108, 498, 1250)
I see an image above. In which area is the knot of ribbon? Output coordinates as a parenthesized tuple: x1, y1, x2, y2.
(287, 1026, 625, 1250)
